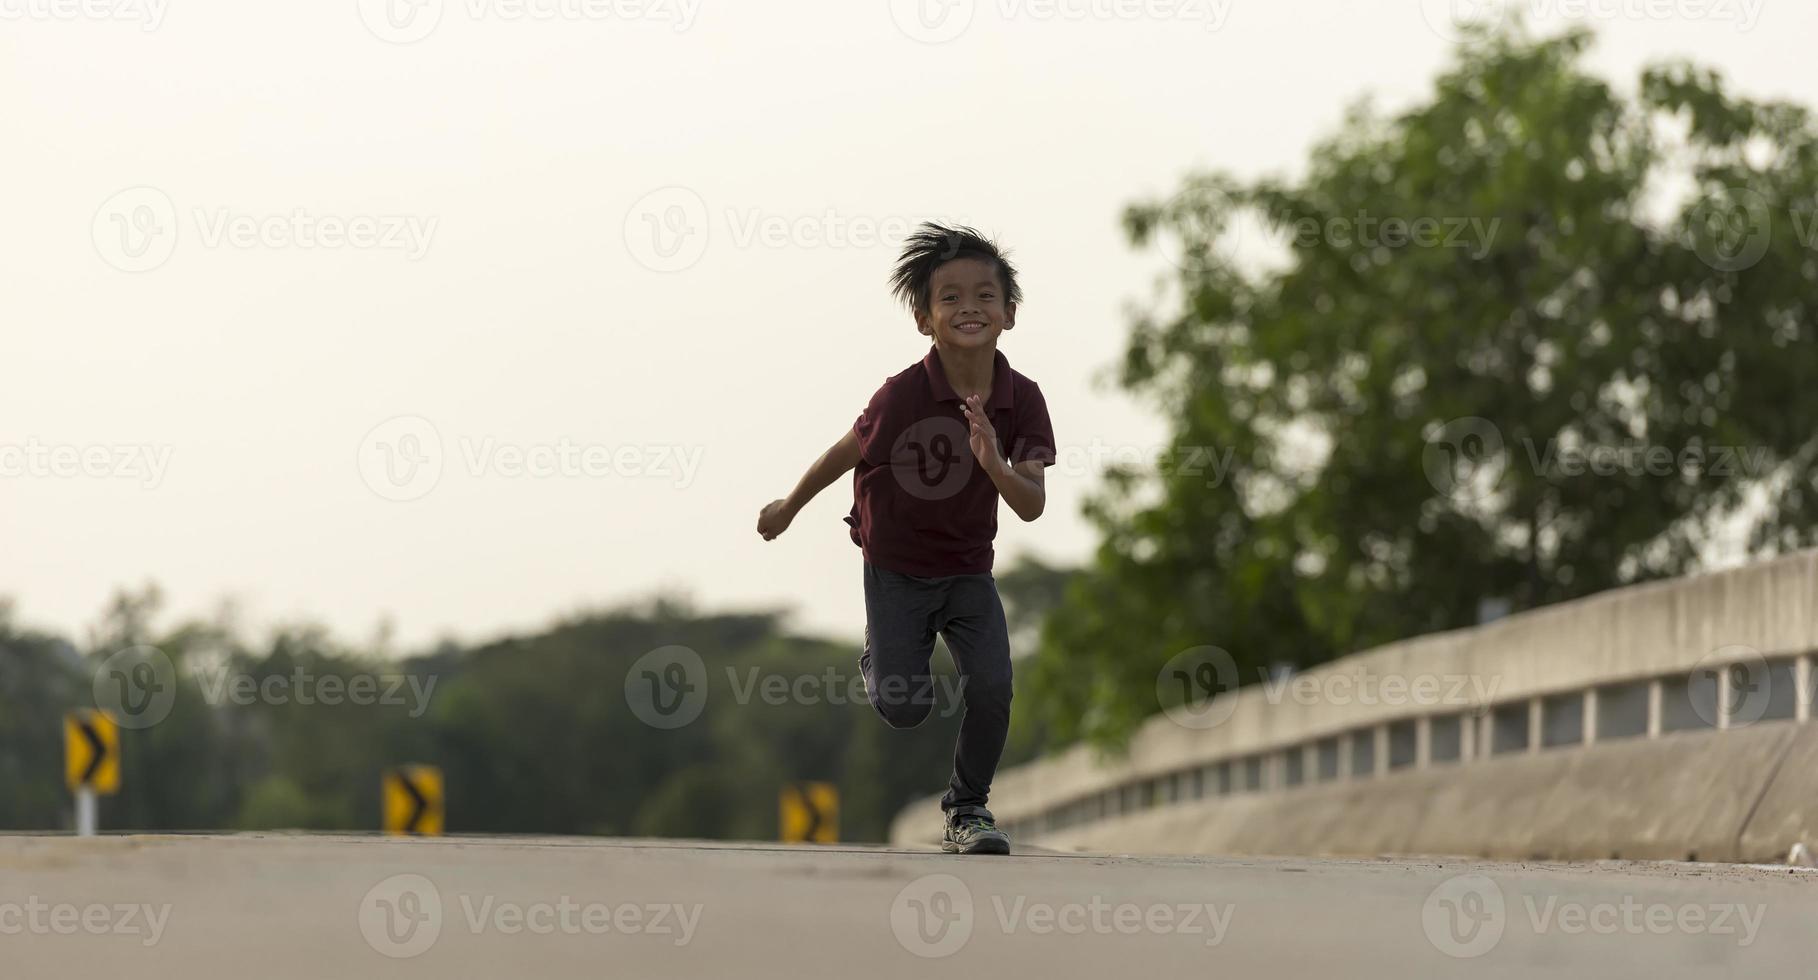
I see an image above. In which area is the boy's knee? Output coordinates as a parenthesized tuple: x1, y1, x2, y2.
(869, 672, 938, 729)
(875, 698, 935, 730)
(966, 668, 1013, 708)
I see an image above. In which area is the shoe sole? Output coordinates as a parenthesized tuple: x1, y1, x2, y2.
(942, 838, 1011, 855)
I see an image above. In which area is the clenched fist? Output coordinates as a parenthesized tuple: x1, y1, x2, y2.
(756, 499, 795, 541)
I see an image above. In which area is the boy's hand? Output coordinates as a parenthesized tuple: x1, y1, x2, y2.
(756, 499, 795, 540)
(962, 394, 1008, 476)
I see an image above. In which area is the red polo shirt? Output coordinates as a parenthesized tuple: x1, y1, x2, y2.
(845, 345, 1056, 577)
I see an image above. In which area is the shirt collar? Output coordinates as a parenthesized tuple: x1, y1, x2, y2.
(922, 344, 1014, 412)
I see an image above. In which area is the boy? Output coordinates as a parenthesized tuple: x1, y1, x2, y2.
(755, 223, 1055, 855)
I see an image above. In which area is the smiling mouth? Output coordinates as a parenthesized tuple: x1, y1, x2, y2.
(953, 321, 987, 334)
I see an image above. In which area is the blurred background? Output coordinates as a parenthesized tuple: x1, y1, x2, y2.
(6, 0, 1818, 841)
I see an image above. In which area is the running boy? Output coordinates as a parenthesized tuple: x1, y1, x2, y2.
(755, 223, 1055, 855)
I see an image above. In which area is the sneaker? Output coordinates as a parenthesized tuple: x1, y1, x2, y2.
(942, 805, 1010, 855)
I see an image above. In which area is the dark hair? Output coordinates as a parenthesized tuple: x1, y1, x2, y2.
(889, 222, 1022, 317)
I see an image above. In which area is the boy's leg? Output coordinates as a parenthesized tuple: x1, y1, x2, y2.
(860, 561, 944, 729)
(933, 573, 1014, 812)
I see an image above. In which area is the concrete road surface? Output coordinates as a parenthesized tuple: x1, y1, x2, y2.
(2, 834, 1814, 977)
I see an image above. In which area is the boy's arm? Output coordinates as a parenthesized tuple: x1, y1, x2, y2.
(757, 429, 863, 540)
(988, 458, 1046, 522)
(963, 393, 1048, 522)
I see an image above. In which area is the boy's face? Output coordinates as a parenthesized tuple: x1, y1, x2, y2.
(917, 256, 1015, 351)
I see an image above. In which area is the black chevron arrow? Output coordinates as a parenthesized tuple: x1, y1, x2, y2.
(795, 784, 823, 842)
(78, 717, 107, 786)
(399, 772, 429, 834)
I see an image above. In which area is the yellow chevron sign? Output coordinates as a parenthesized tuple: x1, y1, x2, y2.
(65, 710, 120, 795)
(383, 766, 444, 836)
(779, 782, 838, 843)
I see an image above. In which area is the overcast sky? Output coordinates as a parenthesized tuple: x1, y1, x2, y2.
(1, 0, 1805, 652)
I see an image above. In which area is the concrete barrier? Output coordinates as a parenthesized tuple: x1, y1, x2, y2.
(890, 551, 1818, 861)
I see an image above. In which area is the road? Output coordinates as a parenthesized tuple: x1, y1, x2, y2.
(2, 834, 1813, 977)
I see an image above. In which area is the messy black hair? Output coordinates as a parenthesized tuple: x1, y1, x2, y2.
(889, 222, 1022, 317)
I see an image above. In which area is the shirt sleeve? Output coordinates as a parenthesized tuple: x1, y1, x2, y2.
(852, 381, 896, 467)
(1008, 381, 1057, 467)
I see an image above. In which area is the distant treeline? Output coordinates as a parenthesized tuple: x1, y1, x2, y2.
(0, 584, 1054, 841)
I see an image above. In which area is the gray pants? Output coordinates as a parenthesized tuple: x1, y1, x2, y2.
(859, 561, 1014, 812)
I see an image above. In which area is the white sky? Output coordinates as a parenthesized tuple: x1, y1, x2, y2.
(2, 0, 1806, 652)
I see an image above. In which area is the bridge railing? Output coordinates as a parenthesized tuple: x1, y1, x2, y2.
(891, 550, 1818, 849)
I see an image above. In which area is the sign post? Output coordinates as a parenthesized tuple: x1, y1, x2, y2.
(382, 766, 445, 836)
(64, 709, 120, 836)
(779, 782, 838, 844)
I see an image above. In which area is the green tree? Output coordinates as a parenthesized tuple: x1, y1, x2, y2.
(1029, 25, 1818, 748)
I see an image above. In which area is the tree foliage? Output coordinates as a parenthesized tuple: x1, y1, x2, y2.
(1025, 26, 1818, 748)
